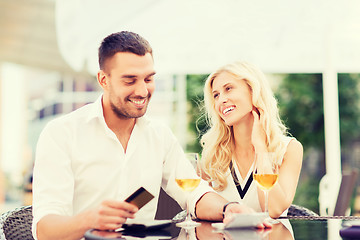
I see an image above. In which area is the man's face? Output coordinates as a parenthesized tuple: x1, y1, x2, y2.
(101, 52, 156, 119)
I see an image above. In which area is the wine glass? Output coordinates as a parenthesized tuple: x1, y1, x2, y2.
(175, 152, 202, 228)
(253, 152, 279, 219)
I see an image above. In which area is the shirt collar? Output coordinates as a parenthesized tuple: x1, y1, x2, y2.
(86, 94, 104, 123)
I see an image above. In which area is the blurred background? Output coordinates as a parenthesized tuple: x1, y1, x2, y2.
(0, 0, 360, 216)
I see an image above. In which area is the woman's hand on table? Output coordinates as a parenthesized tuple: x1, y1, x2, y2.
(223, 202, 272, 229)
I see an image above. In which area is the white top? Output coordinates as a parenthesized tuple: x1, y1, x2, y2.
(32, 95, 214, 239)
(212, 137, 294, 215)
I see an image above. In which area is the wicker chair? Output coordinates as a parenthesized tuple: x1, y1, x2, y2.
(0, 205, 34, 240)
(287, 204, 319, 217)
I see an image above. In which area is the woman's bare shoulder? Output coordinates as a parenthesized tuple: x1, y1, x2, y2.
(284, 138, 303, 162)
(288, 138, 303, 152)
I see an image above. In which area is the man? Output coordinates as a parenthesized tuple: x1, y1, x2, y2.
(32, 31, 259, 240)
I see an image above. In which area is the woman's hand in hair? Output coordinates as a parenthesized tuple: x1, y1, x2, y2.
(251, 109, 267, 153)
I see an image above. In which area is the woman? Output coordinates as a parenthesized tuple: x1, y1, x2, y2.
(200, 61, 303, 218)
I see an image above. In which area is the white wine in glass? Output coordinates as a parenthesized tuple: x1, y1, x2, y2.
(175, 179, 201, 192)
(253, 152, 279, 216)
(253, 173, 278, 191)
(175, 153, 202, 228)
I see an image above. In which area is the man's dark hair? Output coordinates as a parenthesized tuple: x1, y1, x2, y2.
(98, 31, 153, 70)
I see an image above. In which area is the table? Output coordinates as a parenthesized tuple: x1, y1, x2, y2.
(84, 217, 360, 240)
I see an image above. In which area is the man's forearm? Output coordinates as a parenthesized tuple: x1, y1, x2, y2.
(37, 212, 91, 240)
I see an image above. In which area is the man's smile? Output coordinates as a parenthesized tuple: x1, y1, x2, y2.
(129, 98, 147, 108)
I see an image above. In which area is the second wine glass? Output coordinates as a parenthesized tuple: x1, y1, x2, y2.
(175, 153, 202, 228)
(253, 152, 279, 218)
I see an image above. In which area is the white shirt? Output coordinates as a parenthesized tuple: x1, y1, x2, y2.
(32, 95, 213, 239)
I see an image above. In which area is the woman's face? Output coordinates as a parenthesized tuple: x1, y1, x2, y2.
(211, 71, 253, 126)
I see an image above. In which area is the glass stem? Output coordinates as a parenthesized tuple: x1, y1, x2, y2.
(264, 190, 269, 214)
(186, 198, 191, 221)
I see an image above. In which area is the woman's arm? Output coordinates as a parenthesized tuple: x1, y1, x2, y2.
(259, 139, 303, 218)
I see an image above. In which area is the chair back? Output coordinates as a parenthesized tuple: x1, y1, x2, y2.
(287, 204, 319, 217)
(0, 205, 34, 240)
(333, 169, 359, 216)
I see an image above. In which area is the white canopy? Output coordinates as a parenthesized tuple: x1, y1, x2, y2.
(55, 0, 360, 215)
(55, 0, 360, 75)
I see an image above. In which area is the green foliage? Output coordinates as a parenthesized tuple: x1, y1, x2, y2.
(275, 73, 360, 151)
(292, 177, 320, 214)
(338, 73, 360, 146)
(186, 74, 209, 153)
(275, 74, 325, 150)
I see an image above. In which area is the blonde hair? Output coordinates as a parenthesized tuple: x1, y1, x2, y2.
(200, 61, 288, 191)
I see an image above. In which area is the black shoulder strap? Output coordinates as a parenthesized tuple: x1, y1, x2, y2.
(229, 161, 253, 199)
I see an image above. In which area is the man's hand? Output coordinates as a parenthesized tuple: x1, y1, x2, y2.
(86, 200, 138, 230)
(37, 200, 138, 240)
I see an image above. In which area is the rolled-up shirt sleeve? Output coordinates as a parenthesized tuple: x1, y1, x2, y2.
(32, 120, 75, 239)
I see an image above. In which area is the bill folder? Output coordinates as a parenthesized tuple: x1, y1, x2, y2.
(85, 220, 173, 240)
(120, 219, 172, 231)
